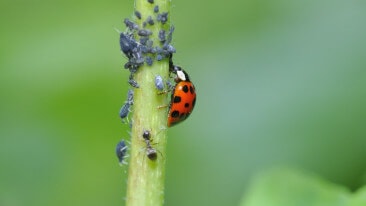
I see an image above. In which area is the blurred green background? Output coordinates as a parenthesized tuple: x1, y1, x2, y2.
(1, 0, 366, 205)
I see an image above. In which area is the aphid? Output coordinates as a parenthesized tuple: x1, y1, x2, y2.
(129, 48, 144, 67)
(164, 44, 176, 53)
(150, 47, 157, 53)
(139, 37, 148, 45)
(155, 46, 163, 54)
(166, 80, 174, 91)
(164, 25, 174, 48)
(147, 0, 154, 4)
(146, 16, 154, 25)
(128, 74, 140, 88)
(127, 89, 134, 104)
(124, 18, 139, 30)
(156, 54, 163, 61)
(158, 30, 166, 42)
(142, 130, 157, 161)
(134, 11, 141, 19)
(167, 66, 196, 127)
(116, 140, 128, 164)
(155, 75, 164, 91)
(119, 102, 131, 119)
(140, 45, 149, 53)
(153, 5, 159, 13)
(146, 40, 153, 48)
(119, 89, 134, 119)
(157, 12, 168, 24)
(138, 29, 152, 36)
(145, 56, 153, 66)
(119, 33, 137, 58)
(125, 63, 139, 74)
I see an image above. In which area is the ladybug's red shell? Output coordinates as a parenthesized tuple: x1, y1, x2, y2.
(168, 80, 196, 127)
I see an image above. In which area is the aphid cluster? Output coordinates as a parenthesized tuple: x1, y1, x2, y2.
(119, 12, 176, 76)
(117, 2, 176, 123)
(116, 2, 197, 163)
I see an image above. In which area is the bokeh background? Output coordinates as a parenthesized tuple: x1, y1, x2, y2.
(1, 0, 366, 205)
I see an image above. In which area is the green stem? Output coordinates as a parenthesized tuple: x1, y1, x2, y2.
(125, 0, 171, 206)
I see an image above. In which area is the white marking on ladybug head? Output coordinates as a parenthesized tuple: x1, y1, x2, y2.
(176, 69, 186, 81)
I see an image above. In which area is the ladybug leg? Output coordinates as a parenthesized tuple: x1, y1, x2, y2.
(157, 80, 174, 95)
(157, 105, 168, 109)
(158, 125, 167, 132)
(157, 91, 168, 95)
(166, 80, 175, 91)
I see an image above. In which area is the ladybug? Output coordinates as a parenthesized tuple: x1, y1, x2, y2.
(167, 66, 196, 127)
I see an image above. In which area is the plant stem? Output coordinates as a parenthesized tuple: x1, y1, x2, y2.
(125, 0, 171, 205)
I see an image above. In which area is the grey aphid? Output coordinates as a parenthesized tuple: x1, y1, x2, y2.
(156, 54, 163, 61)
(124, 18, 139, 30)
(146, 16, 154, 25)
(155, 75, 164, 91)
(140, 37, 149, 45)
(128, 75, 140, 88)
(158, 30, 166, 42)
(134, 11, 141, 19)
(153, 5, 159, 13)
(157, 12, 168, 24)
(165, 44, 176, 53)
(119, 103, 131, 119)
(116, 140, 128, 164)
(119, 89, 134, 119)
(119, 33, 137, 58)
(138, 29, 152, 36)
(145, 56, 153, 66)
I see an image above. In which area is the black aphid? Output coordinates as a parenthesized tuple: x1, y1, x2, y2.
(116, 140, 128, 164)
(153, 5, 159, 13)
(138, 29, 152, 36)
(134, 11, 141, 19)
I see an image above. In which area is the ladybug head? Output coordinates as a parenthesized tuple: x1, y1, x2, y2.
(173, 66, 190, 82)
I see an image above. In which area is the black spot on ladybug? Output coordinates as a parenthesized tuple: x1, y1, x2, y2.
(192, 97, 196, 107)
(190, 86, 194, 94)
(171, 110, 180, 118)
(173, 96, 181, 103)
(182, 85, 189, 93)
(184, 103, 189, 108)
